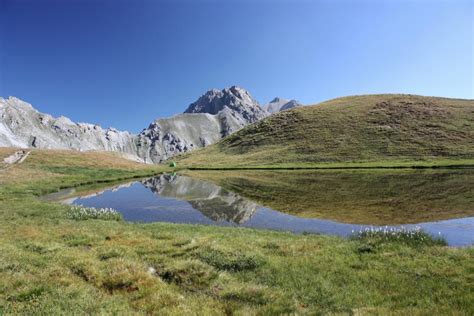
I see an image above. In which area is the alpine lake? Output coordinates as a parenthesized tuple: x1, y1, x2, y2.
(44, 169, 474, 247)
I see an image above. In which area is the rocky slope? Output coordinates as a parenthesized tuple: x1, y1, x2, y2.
(185, 86, 268, 121)
(0, 86, 273, 163)
(0, 97, 141, 161)
(137, 86, 270, 162)
(263, 97, 302, 113)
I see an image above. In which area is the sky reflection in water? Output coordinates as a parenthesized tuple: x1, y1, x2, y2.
(68, 173, 474, 247)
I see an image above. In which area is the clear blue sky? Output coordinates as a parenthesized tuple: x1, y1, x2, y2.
(0, 0, 472, 132)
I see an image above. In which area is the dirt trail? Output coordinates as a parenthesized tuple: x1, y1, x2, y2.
(0, 150, 30, 171)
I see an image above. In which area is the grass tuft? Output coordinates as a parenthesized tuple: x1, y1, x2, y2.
(7, 287, 47, 302)
(98, 249, 125, 261)
(221, 285, 269, 305)
(157, 259, 218, 291)
(197, 248, 264, 272)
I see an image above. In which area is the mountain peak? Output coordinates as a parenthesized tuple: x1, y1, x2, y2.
(263, 97, 302, 113)
(2, 96, 36, 111)
(270, 97, 284, 103)
(184, 87, 268, 122)
(226, 85, 249, 97)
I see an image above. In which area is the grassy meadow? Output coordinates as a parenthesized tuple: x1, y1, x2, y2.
(0, 148, 473, 314)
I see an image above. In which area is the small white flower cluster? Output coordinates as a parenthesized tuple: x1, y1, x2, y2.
(67, 205, 122, 221)
(352, 226, 439, 244)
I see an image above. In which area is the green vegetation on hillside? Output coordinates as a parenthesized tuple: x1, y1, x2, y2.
(178, 94, 474, 168)
(0, 148, 473, 314)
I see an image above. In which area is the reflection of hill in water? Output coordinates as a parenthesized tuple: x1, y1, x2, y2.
(141, 175, 257, 224)
(184, 170, 474, 225)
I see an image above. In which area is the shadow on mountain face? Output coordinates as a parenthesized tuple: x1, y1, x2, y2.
(141, 174, 258, 224)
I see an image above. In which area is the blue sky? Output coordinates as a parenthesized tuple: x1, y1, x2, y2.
(0, 0, 472, 132)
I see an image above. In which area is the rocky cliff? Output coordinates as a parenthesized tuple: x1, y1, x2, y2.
(185, 86, 268, 122)
(0, 97, 141, 161)
(0, 86, 277, 163)
(138, 86, 270, 162)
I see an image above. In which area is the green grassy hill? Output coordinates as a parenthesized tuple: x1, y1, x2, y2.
(178, 94, 474, 168)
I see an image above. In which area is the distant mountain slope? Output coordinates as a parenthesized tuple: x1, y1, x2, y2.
(263, 97, 302, 113)
(136, 109, 247, 163)
(178, 94, 474, 167)
(0, 97, 141, 161)
(0, 86, 269, 163)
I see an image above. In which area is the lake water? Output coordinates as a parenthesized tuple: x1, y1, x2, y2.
(55, 170, 474, 246)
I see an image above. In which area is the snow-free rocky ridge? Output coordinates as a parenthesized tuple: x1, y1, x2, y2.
(263, 97, 302, 113)
(0, 87, 296, 163)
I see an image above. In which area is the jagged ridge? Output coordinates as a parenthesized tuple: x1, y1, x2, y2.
(1, 86, 285, 163)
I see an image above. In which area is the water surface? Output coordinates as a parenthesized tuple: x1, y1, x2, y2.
(60, 170, 474, 246)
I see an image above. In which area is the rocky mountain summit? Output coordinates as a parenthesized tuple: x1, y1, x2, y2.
(263, 97, 302, 113)
(136, 86, 270, 162)
(1, 86, 298, 163)
(185, 86, 268, 122)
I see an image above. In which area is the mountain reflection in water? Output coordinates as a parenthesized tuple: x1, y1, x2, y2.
(141, 174, 257, 224)
(64, 171, 474, 247)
